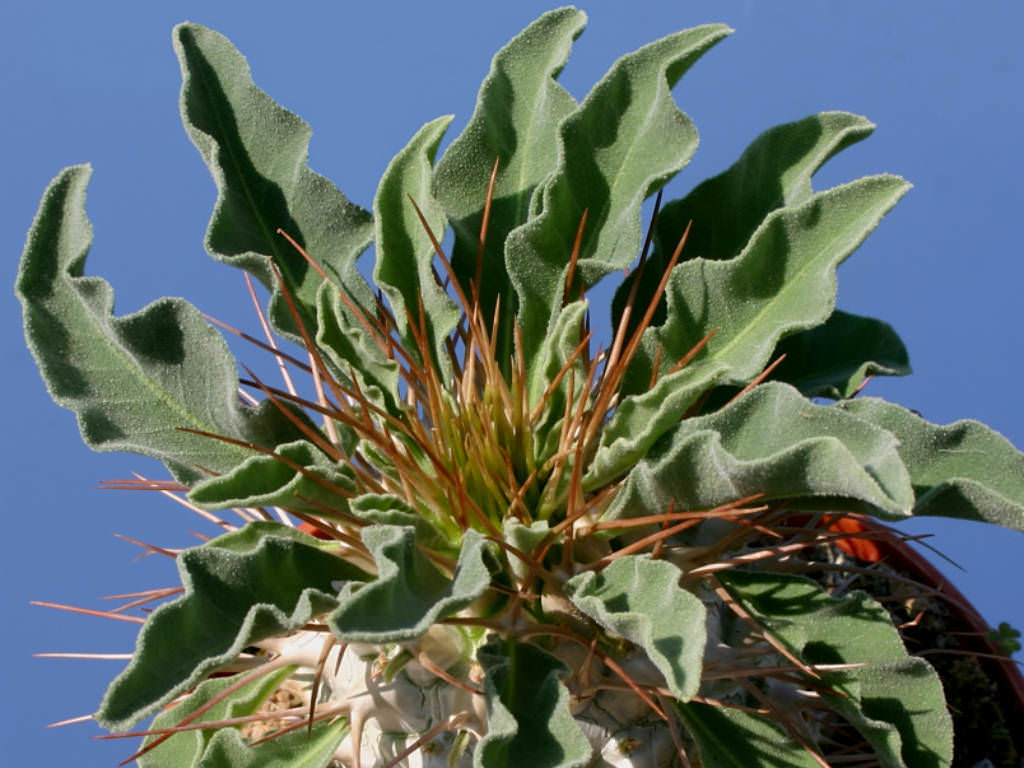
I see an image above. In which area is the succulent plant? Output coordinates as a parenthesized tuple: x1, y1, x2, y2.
(17, 6, 1024, 767)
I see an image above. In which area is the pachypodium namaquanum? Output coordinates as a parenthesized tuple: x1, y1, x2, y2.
(17, 7, 1024, 767)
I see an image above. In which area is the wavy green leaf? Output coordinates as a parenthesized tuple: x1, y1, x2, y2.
(613, 112, 875, 332)
(703, 309, 912, 406)
(586, 362, 724, 489)
(328, 526, 494, 643)
(434, 7, 585, 366)
(139, 666, 293, 768)
(315, 283, 402, 417)
(659, 111, 877, 256)
(720, 570, 952, 768)
(770, 310, 911, 398)
(831, 660, 954, 768)
(198, 720, 350, 768)
(506, 23, 731, 361)
(641, 174, 910, 391)
(527, 300, 589, 465)
(565, 556, 706, 701)
(174, 22, 375, 331)
(502, 519, 551, 583)
(188, 439, 356, 513)
(839, 398, 1024, 530)
(475, 638, 592, 768)
(603, 382, 914, 519)
(373, 115, 458, 370)
(673, 701, 823, 768)
(591, 175, 910, 484)
(350, 494, 455, 551)
(15, 165, 299, 484)
(97, 523, 367, 731)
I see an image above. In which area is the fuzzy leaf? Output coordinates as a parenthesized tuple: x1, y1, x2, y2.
(350, 494, 455, 552)
(704, 309, 912, 407)
(315, 283, 402, 417)
(373, 115, 459, 370)
(828, 660, 954, 768)
(16, 165, 299, 484)
(592, 175, 910, 484)
(565, 556, 706, 701)
(138, 666, 293, 768)
(720, 570, 952, 768)
(839, 398, 1024, 530)
(174, 22, 375, 331)
(188, 439, 356, 513)
(502, 519, 552, 582)
(673, 702, 823, 768)
(434, 7, 586, 365)
(640, 174, 911, 390)
(328, 526, 493, 643)
(613, 112, 876, 332)
(587, 363, 724, 489)
(603, 382, 914, 519)
(475, 638, 592, 768)
(506, 23, 731, 361)
(97, 523, 367, 731)
(527, 300, 589, 408)
(769, 310, 911, 398)
(198, 720, 350, 768)
(682, 309, 912, 417)
(527, 300, 589, 466)
(658, 111, 876, 257)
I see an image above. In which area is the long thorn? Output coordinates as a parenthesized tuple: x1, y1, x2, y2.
(475, 157, 501, 299)
(244, 272, 298, 396)
(563, 209, 589, 305)
(31, 601, 145, 624)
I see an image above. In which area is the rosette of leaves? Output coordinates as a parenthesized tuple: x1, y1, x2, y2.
(17, 7, 1024, 768)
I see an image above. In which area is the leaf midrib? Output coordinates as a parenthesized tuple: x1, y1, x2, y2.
(186, 28, 289, 277)
(74, 278, 248, 465)
(672, 179, 905, 383)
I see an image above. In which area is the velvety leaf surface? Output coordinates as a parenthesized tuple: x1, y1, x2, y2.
(637, 174, 911, 391)
(188, 439, 356, 512)
(687, 309, 912, 415)
(138, 666, 293, 768)
(348, 495, 452, 557)
(603, 382, 914, 519)
(434, 7, 585, 365)
(16, 165, 297, 484)
(658, 111, 876, 255)
(350, 494, 455, 552)
(673, 701, 822, 768)
(97, 523, 367, 731)
(839, 398, 1024, 530)
(586, 362, 724, 489)
(592, 175, 910, 483)
(315, 283, 402, 417)
(770, 310, 911, 398)
(828, 660, 953, 768)
(565, 555, 706, 700)
(720, 570, 952, 768)
(506, 23, 731, 360)
(174, 22, 375, 330)
(198, 720, 350, 768)
(613, 111, 875, 332)
(328, 526, 493, 643)
(373, 115, 459, 370)
(527, 300, 589, 465)
(475, 638, 591, 768)
(502, 519, 552, 582)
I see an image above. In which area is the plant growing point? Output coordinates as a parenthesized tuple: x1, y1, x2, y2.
(17, 7, 1024, 767)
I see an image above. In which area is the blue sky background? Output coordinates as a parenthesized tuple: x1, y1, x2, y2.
(3, 2, 1022, 765)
